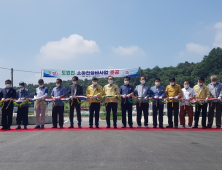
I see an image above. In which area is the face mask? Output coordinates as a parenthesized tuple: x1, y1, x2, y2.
(108, 80, 113, 84)
(170, 82, 175, 85)
(198, 82, 203, 86)
(155, 82, 160, 86)
(39, 85, 44, 88)
(212, 81, 217, 85)
(20, 86, 24, 90)
(92, 81, 97, 85)
(124, 81, 129, 85)
(184, 84, 189, 89)
(140, 80, 146, 85)
(5, 84, 11, 88)
(73, 81, 77, 85)
(56, 83, 60, 87)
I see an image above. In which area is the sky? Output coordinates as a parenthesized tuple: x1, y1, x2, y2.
(0, 0, 222, 87)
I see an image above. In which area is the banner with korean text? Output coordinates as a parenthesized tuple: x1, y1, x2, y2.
(43, 68, 139, 78)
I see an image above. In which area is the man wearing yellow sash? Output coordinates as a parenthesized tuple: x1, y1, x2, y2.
(165, 77, 182, 129)
(103, 76, 120, 128)
(193, 77, 210, 129)
(86, 77, 103, 128)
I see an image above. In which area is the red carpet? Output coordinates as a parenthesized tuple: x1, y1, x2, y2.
(0, 127, 222, 132)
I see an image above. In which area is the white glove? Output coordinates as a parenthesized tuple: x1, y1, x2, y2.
(93, 95, 97, 98)
(115, 95, 117, 97)
(69, 96, 73, 99)
(174, 96, 178, 100)
(21, 98, 25, 100)
(5, 98, 10, 102)
(127, 94, 130, 97)
(169, 97, 173, 99)
(206, 97, 208, 101)
(154, 96, 159, 99)
(1, 98, 5, 101)
(121, 95, 126, 99)
(218, 97, 221, 100)
(56, 96, 60, 99)
(144, 96, 147, 99)
(185, 98, 190, 101)
(159, 96, 162, 99)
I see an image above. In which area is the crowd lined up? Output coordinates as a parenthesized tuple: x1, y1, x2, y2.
(0, 75, 222, 130)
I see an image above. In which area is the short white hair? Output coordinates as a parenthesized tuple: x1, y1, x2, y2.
(210, 75, 217, 79)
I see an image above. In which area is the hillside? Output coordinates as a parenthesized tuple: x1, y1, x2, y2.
(16, 47, 222, 97)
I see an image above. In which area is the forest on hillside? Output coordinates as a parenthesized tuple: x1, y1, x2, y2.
(15, 47, 222, 97)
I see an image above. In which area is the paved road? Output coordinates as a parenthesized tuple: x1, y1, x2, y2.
(0, 120, 222, 170)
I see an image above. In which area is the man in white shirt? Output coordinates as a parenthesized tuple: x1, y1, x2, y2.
(180, 80, 196, 129)
(34, 79, 48, 129)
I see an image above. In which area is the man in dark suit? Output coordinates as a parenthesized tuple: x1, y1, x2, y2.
(0, 79, 16, 130)
(68, 76, 83, 128)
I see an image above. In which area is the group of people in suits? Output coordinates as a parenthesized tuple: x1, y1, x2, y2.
(0, 75, 221, 130)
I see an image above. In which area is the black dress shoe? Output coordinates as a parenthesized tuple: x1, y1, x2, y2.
(122, 125, 126, 128)
(96, 126, 99, 128)
(35, 125, 40, 129)
(129, 125, 133, 128)
(106, 125, 110, 128)
(192, 126, 198, 128)
(89, 126, 93, 128)
(1, 127, 6, 130)
(24, 126, 27, 130)
(159, 126, 165, 129)
(41, 125, 44, 129)
(7, 127, 11, 130)
(60, 126, 63, 129)
(174, 126, 178, 129)
(78, 125, 82, 129)
(206, 125, 212, 128)
(16, 126, 21, 130)
(153, 126, 157, 128)
(114, 125, 117, 129)
(68, 125, 74, 129)
(216, 126, 221, 129)
(166, 125, 173, 128)
(137, 125, 141, 128)
(202, 126, 207, 129)
(52, 126, 57, 128)
(145, 125, 149, 128)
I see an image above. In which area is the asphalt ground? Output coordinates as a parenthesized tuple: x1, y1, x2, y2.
(0, 120, 222, 170)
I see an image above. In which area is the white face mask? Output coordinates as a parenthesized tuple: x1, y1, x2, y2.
(184, 84, 189, 89)
(56, 83, 60, 87)
(198, 82, 203, 86)
(108, 80, 113, 84)
(5, 84, 11, 88)
(212, 81, 217, 85)
(140, 80, 146, 85)
(170, 82, 175, 85)
(39, 85, 44, 88)
(124, 81, 129, 85)
(92, 81, 97, 85)
(20, 86, 24, 90)
(73, 81, 77, 85)
(155, 82, 160, 86)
